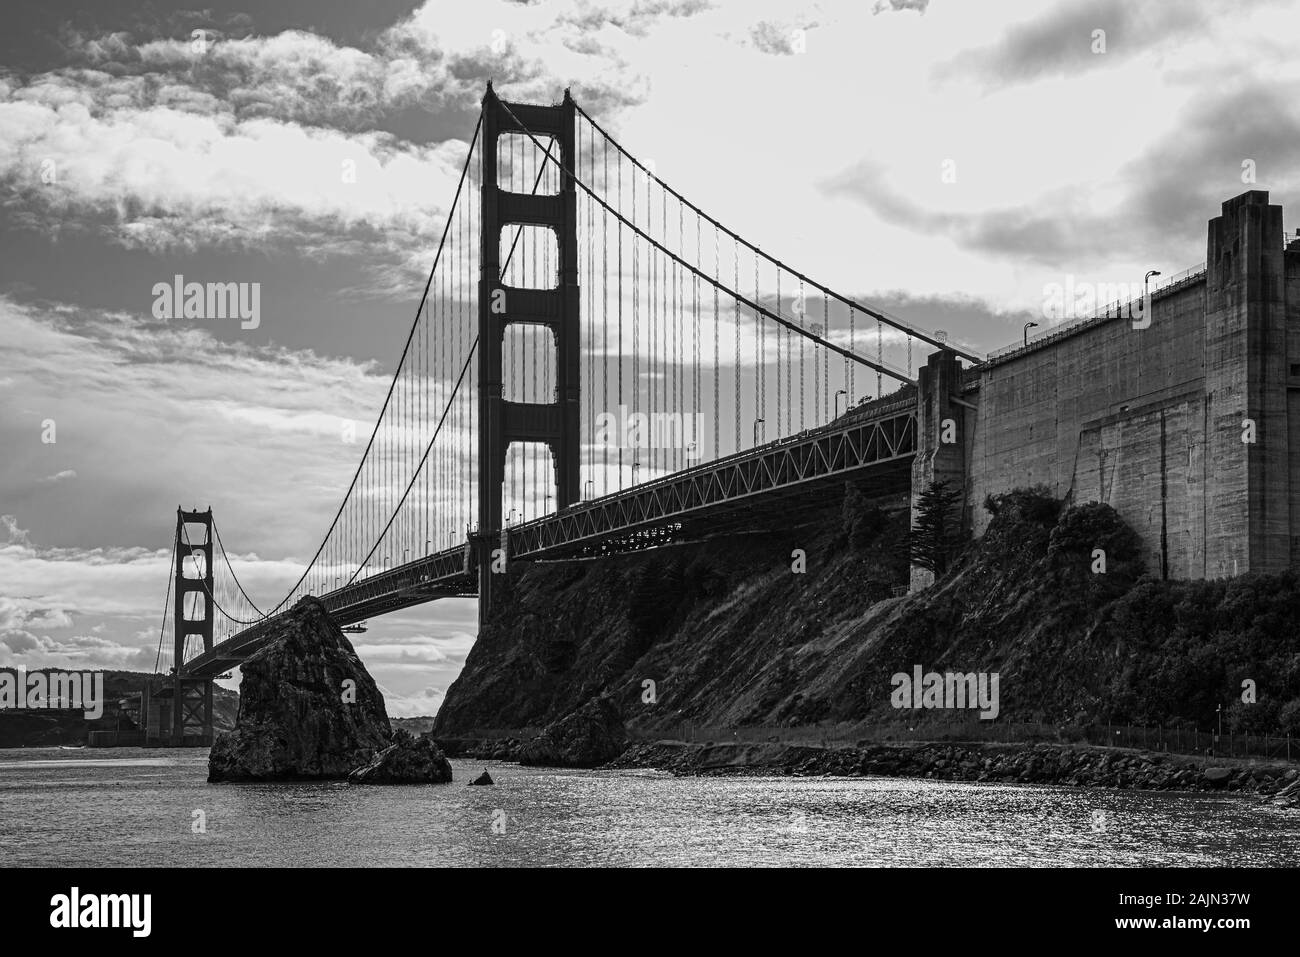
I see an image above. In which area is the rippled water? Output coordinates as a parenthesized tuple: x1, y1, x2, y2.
(1, 748, 1298, 866)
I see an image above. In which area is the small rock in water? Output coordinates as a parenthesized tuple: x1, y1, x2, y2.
(470, 770, 494, 786)
(348, 729, 453, 785)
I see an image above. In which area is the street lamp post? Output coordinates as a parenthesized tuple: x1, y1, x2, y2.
(753, 418, 765, 448)
(631, 461, 640, 485)
(1023, 321, 1039, 347)
(834, 389, 847, 420)
(1143, 269, 1162, 323)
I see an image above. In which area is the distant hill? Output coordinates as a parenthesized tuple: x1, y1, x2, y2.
(392, 716, 437, 736)
(0, 670, 239, 748)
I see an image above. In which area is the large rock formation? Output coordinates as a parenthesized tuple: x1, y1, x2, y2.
(208, 597, 392, 782)
(519, 695, 628, 768)
(347, 729, 454, 784)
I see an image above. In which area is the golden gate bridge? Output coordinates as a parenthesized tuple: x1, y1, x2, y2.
(153, 85, 981, 744)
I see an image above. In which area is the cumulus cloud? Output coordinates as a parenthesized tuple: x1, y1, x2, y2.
(822, 71, 1300, 271)
(1, 515, 31, 545)
(933, 0, 1208, 88)
(874, 0, 929, 14)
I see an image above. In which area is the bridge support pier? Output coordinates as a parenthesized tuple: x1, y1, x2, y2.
(172, 507, 214, 746)
(910, 350, 971, 592)
(477, 84, 582, 624)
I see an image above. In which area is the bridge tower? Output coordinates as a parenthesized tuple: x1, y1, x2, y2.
(477, 85, 582, 622)
(171, 507, 214, 745)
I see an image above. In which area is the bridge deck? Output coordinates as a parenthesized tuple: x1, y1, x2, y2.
(182, 402, 916, 679)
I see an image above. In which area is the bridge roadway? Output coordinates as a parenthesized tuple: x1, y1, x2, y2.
(181, 395, 917, 679)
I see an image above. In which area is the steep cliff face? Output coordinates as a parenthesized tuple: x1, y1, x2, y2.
(434, 485, 1300, 742)
(209, 597, 392, 782)
(434, 485, 910, 736)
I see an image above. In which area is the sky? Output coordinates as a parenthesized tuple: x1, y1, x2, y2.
(2, 0, 1298, 716)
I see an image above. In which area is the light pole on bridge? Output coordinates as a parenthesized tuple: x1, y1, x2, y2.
(834, 389, 847, 420)
(752, 418, 765, 448)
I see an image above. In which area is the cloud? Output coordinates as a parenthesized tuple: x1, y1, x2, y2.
(1, 515, 31, 545)
(40, 469, 76, 483)
(382, 684, 445, 718)
(749, 22, 815, 55)
(1, 630, 40, 653)
(933, 0, 1212, 88)
(0, 79, 475, 266)
(821, 72, 1300, 271)
(874, 0, 929, 14)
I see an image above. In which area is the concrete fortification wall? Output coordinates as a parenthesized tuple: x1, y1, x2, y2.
(914, 190, 1300, 583)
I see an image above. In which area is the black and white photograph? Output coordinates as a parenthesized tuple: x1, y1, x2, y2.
(1, 0, 1297, 931)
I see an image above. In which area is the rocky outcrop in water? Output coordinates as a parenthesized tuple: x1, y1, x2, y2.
(519, 695, 628, 768)
(347, 729, 453, 784)
(469, 770, 494, 785)
(208, 597, 392, 782)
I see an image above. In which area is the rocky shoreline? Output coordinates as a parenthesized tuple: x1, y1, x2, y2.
(610, 741, 1300, 807)
(442, 736, 1300, 808)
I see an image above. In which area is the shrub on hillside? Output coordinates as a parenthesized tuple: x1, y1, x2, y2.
(1280, 700, 1300, 737)
(1047, 502, 1146, 602)
(1101, 573, 1300, 734)
(982, 485, 1060, 525)
(842, 481, 890, 549)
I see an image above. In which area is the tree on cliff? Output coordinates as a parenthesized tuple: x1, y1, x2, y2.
(907, 480, 965, 576)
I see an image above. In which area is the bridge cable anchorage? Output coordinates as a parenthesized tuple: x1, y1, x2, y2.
(495, 99, 917, 388)
(571, 100, 981, 366)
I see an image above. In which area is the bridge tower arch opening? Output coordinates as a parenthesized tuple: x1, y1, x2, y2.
(477, 85, 581, 623)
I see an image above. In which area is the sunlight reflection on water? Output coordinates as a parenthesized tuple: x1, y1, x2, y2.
(1, 748, 1297, 867)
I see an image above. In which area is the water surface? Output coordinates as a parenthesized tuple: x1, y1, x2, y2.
(1, 749, 1296, 866)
